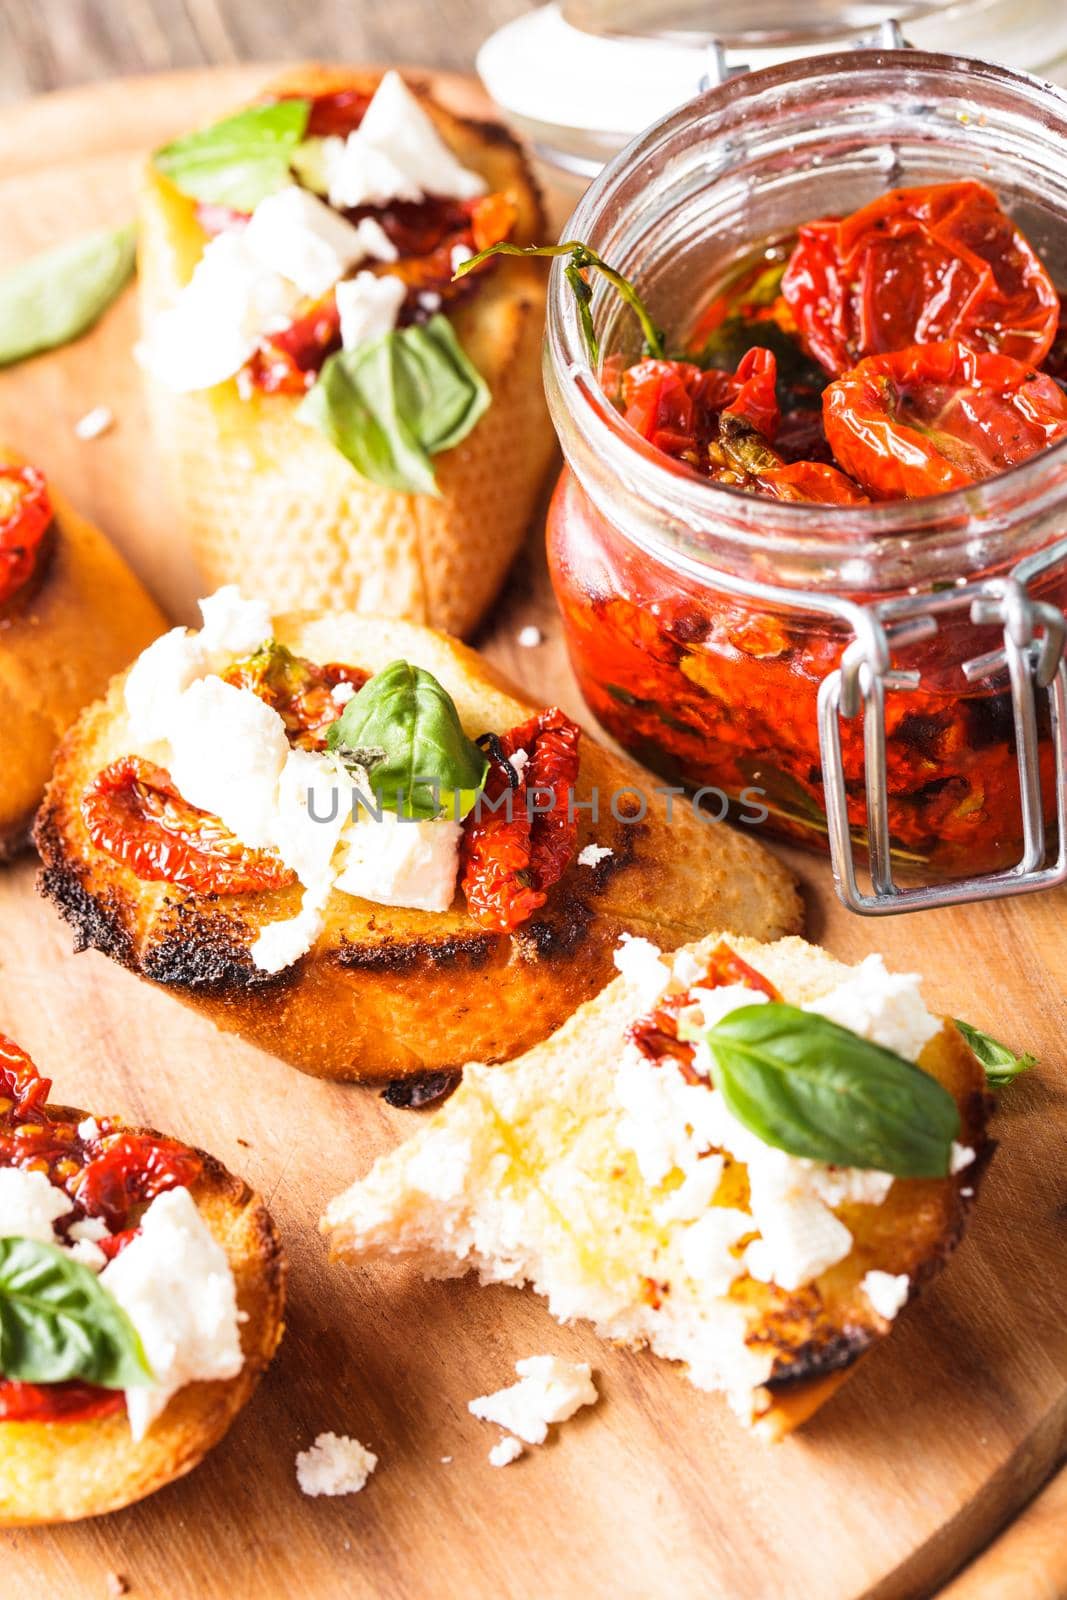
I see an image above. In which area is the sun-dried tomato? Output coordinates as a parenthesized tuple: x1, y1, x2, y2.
(460, 708, 582, 933)
(782, 181, 1060, 375)
(627, 940, 781, 1084)
(823, 339, 1067, 499)
(222, 642, 367, 748)
(707, 412, 870, 504)
(0, 1040, 201, 1424)
(82, 755, 295, 896)
(0, 465, 52, 607)
(242, 293, 342, 395)
(75, 1134, 203, 1231)
(622, 348, 780, 463)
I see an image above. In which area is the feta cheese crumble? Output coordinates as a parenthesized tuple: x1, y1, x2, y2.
(469, 1356, 598, 1445)
(862, 1270, 910, 1320)
(100, 1187, 243, 1441)
(488, 1435, 525, 1467)
(242, 186, 390, 299)
(296, 1432, 378, 1496)
(804, 954, 940, 1063)
(324, 71, 487, 210)
(73, 405, 114, 441)
(613, 934, 671, 1008)
(577, 843, 613, 868)
(335, 271, 407, 350)
(0, 1168, 72, 1242)
(516, 624, 544, 648)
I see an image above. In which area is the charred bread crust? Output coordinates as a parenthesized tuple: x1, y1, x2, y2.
(138, 65, 558, 639)
(34, 611, 803, 1083)
(0, 451, 166, 861)
(0, 1108, 286, 1526)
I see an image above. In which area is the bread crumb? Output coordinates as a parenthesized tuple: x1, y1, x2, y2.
(577, 843, 613, 868)
(106, 1576, 130, 1598)
(296, 1432, 377, 1497)
(516, 625, 543, 648)
(440, 1455, 453, 1463)
(488, 1435, 524, 1467)
(74, 406, 115, 441)
(470, 1356, 597, 1445)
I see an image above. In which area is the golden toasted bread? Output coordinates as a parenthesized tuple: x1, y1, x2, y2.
(323, 932, 991, 1438)
(34, 611, 801, 1084)
(0, 1113, 285, 1525)
(138, 66, 557, 638)
(0, 453, 165, 860)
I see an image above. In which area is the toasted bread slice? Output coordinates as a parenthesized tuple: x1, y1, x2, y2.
(34, 611, 801, 1083)
(0, 452, 165, 861)
(323, 932, 991, 1437)
(0, 1111, 285, 1525)
(138, 66, 557, 638)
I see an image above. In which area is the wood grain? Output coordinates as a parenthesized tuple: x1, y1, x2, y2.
(0, 64, 1065, 1600)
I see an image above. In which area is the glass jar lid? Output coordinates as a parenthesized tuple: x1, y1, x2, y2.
(478, 1, 1067, 182)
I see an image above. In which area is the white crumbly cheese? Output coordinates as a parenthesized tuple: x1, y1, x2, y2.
(335, 271, 407, 350)
(577, 843, 613, 868)
(198, 586, 273, 657)
(516, 624, 543, 648)
(66, 1238, 108, 1272)
(242, 186, 392, 298)
(334, 809, 462, 912)
(613, 935, 671, 1009)
(862, 1270, 910, 1320)
(136, 230, 300, 393)
(488, 1435, 525, 1467)
(325, 70, 487, 210)
(653, 1154, 724, 1225)
(168, 676, 291, 851)
(679, 1207, 752, 1294)
(331, 680, 357, 707)
(73, 405, 114, 440)
(296, 1432, 378, 1496)
(124, 627, 211, 746)
(76, 1117, 100, 1142)
(469, 1356, 598, 1445)
(450, 243, 474, 274)
(805, 954, 941, 1063)
(418, 290, 442, 313)
(688, 982, 767, 1034)
(950, 1142, 976, 1174)
(68, 1215, 111, 1244)
(508, 748, 529, 779)
(0, 1168, 72, 1241)
(100, 1186, 243, 1441)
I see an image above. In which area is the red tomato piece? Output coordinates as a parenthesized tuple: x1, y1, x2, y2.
(75, 1133, 203, 1230)
(0, 1380, 125, 1424)
(622, 348, 780, 462)
(823, 339, 1067, 500)
(460, 708, 582, 934)
(782, 181, 1060, 375)
(222, 643, 367, 748)
(81, 755, 296, 896)
(0, 465, 52, 606)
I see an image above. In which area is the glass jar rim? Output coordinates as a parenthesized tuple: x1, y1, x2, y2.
(544, 46, 1067, 582)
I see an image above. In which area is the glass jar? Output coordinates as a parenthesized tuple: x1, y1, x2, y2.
(543, 48, 1067, 905)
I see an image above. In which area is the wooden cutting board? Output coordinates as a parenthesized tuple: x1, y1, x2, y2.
(0, 64, 1065, 1600)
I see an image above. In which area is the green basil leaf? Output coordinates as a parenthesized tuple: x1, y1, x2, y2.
(0, 1237, 152, 1388)
(955, 1020, 1036, 1087)
(154, 100, 311, 210)
(0, 224, 136, 368)
(455, 239, 666, 362)
(327, 659, 488, 820)
(699, 1003, 960, 1178)
(299, 315, 490, 494)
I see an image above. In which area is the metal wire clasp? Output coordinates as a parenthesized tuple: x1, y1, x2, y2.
(817, 539, 1067, 915)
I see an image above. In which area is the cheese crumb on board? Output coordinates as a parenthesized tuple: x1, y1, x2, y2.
(469, 1356, 598, 1445)
(516, 624, 544, 648)
(488, 1435, 525, 1467)
(296, 1432, 378, 1497)
(73, 405, 114, 440)
(577, 843, 613, 868)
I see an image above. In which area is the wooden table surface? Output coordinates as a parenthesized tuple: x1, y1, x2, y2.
(0, 0, 527, 101)
(1, 30, 1067, 1600)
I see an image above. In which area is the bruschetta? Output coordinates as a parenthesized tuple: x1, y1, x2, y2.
(323, 931, 992, 1438)
(0, 1032, 285, 1524)
(34, 588, 801, 1085)
(137, 66, 556, 637)
(0, 452, 165, 860)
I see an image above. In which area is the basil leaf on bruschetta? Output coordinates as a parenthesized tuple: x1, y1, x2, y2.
(689, 1003, 961, 1177)
(955, 1020, 1037, 1087)
(327, 658, 488, 820)
(0, 1236, 153, 1389)
(154, 99, 311, 210)
(299, 314, 490, 494)
(0, 224, 136, 368)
